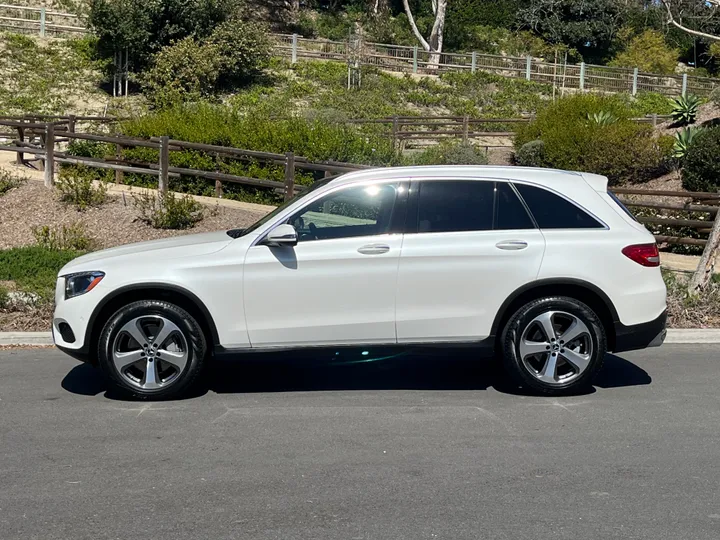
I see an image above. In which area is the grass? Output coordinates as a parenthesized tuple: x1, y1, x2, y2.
(0, 247, 80, 301)
(0, 170, 26, 196)
(663, 269, 720, 328)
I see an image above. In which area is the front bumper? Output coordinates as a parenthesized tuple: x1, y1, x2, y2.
(613, 309, 667, 353)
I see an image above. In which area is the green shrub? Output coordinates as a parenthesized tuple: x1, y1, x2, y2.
(609, 30, 679, 75)
(56, 167, 108, 210)
(682, 127, 720, 192)
(134, 191, 204, 229)
(515, 94, 673, 185)
(672, 127, 701, 161)
(632, 92, 675, 116)
(671, 94, 700, 126)
(410, 142, 489, 165)
(515, 140, 547, 167)
(207, 19, 271, 89)
(0, 247, 80, 300)
(0, 170, 26, 195)
(32, 223, 96, 252)
(0, 284, 8, 309)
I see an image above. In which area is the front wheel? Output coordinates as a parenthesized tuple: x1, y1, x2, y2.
(500, 296, 606, 395)
(97, 300, 207, 400)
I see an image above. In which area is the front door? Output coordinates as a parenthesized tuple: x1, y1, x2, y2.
(243, 181, 406, 347)
(395, 179, 546, 343)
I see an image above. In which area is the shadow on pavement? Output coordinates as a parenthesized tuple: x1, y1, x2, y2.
(61, 348, 651, 400)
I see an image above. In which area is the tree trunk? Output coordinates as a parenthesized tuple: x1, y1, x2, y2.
(689, 211, 720, 293)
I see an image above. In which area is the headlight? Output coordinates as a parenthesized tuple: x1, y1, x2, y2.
(65, 272, 105, 300)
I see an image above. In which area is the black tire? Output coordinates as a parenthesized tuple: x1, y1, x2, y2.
(500, 296, 606, 396)
(97, 300, 207, 400)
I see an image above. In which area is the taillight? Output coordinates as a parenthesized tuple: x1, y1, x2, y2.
(622, 243, 660, 267)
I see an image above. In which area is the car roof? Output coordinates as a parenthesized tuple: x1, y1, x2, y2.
(330, 165, 607, 192)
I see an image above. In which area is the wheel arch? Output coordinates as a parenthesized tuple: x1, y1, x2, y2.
(491, 279, 620, 352)
(84, 283, 220, 364)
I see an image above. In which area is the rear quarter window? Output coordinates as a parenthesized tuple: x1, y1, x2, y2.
(515, 183, 604, 229)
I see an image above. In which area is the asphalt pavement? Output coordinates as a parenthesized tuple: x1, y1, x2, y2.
(0, 345, 719, 540)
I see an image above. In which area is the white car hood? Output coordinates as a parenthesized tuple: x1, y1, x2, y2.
(60, 230, 234, 274)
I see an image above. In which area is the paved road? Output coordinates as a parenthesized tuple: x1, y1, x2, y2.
(1, 345, 719, 540)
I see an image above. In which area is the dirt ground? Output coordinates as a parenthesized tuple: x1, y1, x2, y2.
(0, 179, 269, 250)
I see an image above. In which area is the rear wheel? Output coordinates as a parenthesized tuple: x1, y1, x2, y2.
(500, 296, 606, 395)
(97, 300, 207, 400)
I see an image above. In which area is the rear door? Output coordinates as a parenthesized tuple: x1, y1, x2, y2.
(395, 179, 546, 343)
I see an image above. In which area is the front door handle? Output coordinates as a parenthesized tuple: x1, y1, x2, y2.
(358, 243, 390, 255)
(496, 240, 528, 250)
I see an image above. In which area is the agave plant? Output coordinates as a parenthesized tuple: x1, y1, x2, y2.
(670, 94, 701, 126)
(587, 111, 618, 126)
(672, 127, 701, 160)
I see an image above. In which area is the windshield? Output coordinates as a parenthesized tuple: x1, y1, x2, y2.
(231, 177, 335, 237)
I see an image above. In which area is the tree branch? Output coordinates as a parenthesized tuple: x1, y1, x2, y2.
(662, 0, 720, 42)
(402, 0, 431, 51)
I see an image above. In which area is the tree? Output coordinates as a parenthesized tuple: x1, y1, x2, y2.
(661, 0, 720, 43)
(517, 0, 627, 63)
(609, 29, 679, 74)
(402, 0, 449, 68)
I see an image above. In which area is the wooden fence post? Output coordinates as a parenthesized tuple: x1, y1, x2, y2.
(215, 180, 223, 198)
(115, 143, 124, 184)
(682, 73, 688, 97)
(68, 114, 76, 133)
(651, 113, 658, 128)
(462, 115, 469, 144)
(579, 62, 585, 91)
(291, 34, 298, 64)
(392, 116, 399, 149)
(39, 8, 46, 37)
(471, 52, 476, 74)
(158, 136, 169, 195)
(44, 123, 55, 188)
(15, 121, 25, 166)
(689, 209, 720, 293)
(284, 151, 295, 202)
(413, 46, 418, 74)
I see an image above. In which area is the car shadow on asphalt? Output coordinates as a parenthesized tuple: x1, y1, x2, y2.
(61, 348, 652, 401)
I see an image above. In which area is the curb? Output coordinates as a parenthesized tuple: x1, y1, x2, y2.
(2, 329, 720, 347)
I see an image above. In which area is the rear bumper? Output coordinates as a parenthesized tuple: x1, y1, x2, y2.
(613, 310, 667, 353)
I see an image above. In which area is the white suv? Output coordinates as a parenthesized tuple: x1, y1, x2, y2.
(53, 166, 667, 399)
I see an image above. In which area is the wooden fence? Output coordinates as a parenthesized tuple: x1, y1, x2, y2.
(275, 34, 720, 98)
(0, 3, 85, 36)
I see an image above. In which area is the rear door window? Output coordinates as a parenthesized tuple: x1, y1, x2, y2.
(416, 180, 494, 233)
(514, 183, 604, 229)
(495, 182, 535, 230)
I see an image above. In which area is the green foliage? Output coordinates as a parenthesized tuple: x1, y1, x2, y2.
(588, 111, 618, 126)
(515, 140, 547, 167)
(515, 94, 673, 185)
(410, 142, 489, 165)
(142, 19, 271, 107)
(0, 33, 104, 115)
(133, 191, 204, 229)
(517, 0, 626, 63)
(671, 94, 700, 126)
(0, 247, 80, 300)
(672, 127, 701, 161)
(0, 170, 26, 196)
(609, 30, 679, 75)
(632, 92, 675, 116)
(0, 284, 7, 310)
(682, 127, 720, 192)
(33, 223, 96, 252)
(56, 167, 108, 210)
(88, 0, 244, 69)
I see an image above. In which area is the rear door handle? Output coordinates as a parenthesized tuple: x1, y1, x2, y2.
(358, 243, 390, 255)
(495, 240, 528, 251)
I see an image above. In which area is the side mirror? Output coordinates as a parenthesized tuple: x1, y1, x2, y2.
(263, 224, 298, 247)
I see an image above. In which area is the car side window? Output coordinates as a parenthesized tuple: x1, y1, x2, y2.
(495, 182, 535, 230)
(514, 183, 604, 229)
(416, 180, 494, 233)
(287, 183, 398, 242)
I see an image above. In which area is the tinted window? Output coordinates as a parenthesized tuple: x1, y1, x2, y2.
(287, 183, 397, 242)
(495, 182, 535, 230)
(417, 181, 494, 233)
(515, 184, 604, 229)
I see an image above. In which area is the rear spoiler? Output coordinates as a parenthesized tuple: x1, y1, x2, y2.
(581, 172, 609, 192)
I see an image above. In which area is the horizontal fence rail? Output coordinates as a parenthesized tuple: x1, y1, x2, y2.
(0, 3, 85, 36)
